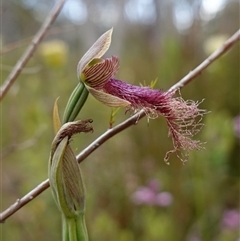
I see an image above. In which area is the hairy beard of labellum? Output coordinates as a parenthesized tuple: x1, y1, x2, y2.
(103, 78, 206, 163)
(163, 97, 206, 163)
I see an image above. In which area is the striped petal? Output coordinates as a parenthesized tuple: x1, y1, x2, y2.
(77, 28, 113, 79)
(87, 86, 130, 107)
(83, 56, 119, 89)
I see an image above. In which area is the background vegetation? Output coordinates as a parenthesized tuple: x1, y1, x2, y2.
(1, 0, 239, 240)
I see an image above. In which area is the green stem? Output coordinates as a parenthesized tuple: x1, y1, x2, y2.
(76, 214, 88, 241)
(62, 214, 88, 241)
(63, 82, 89, 123)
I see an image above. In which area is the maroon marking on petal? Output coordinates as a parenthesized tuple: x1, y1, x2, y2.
(83, 56, 119, 89)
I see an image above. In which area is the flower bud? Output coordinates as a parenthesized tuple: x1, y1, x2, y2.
(48, 120, 93, 217)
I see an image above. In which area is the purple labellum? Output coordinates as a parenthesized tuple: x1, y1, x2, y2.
(102, 78, 206, 163)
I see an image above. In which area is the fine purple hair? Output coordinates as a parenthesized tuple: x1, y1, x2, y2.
(103, 78, 206, 163)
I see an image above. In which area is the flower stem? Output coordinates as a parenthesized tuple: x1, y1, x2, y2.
(62, 214, 88, 241)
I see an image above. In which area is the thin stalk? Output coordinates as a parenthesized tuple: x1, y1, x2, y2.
(63, 214, 88, 241)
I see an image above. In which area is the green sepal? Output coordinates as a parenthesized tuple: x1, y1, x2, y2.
(49, 136, 86, 218)
(49, 137, 74, 217)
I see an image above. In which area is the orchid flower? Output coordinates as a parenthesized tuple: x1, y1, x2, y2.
(77, 28, 207, 163)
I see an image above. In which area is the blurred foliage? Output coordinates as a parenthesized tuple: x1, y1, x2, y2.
(1, 0, 239, 241)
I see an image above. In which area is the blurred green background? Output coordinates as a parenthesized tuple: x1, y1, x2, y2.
(1, 0, 239, 240)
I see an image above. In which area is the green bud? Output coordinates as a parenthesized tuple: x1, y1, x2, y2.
(49, 119, 93, 217)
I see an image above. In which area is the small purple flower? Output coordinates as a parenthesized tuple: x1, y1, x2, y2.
(156, 192, 173, 207)
(148, 179, 161, 193)
(131, 179, 173, 207)
(222, 209, 240, 229)
(77, 29, 208, 163)
(131, 187, 156, 205)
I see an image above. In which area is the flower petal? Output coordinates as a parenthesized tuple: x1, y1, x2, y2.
(83, 56, 119, 89)
(87, 86, 130, 107)
(77, 28, 113, 78)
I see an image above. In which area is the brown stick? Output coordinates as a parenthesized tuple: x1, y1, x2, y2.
(169, 29, 240, 91)
(0, 29, 239, 223)
(0, 0, 66, 101)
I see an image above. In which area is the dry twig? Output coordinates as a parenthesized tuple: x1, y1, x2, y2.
(0, 0, 66, 101)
